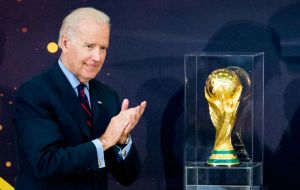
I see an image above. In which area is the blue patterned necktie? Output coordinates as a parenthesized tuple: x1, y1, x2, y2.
(77, 83, 93, 129)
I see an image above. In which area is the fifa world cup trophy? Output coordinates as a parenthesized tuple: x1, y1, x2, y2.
(205, 68, 243, 166)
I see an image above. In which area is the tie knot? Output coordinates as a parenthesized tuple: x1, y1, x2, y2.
(77, 83, 86, 92)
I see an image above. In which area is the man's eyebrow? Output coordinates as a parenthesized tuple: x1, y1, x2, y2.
(83, 42, 93, 45)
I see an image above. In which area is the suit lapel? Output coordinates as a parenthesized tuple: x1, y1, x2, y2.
(89, 81, 112, 137)
(49, 63, 93, 139)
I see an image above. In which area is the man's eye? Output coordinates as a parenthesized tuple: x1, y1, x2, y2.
(86, 44, 94, 49)
(100, 46, 107, 51)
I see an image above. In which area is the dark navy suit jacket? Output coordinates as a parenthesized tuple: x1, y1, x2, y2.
(13, 63, 140, 190)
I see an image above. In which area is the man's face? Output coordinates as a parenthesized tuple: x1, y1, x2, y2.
(61, 20, 110, 82)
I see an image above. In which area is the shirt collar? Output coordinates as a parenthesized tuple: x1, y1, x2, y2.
(58, 58, 89, 89)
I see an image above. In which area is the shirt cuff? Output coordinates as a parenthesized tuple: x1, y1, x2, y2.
(92, 139, 106, 168)
(115, 136, 133, 160)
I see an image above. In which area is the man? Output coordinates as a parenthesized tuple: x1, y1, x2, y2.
(13, 7, 146, 190)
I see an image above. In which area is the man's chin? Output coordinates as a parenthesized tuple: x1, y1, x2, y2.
(83, 74, 98, 82)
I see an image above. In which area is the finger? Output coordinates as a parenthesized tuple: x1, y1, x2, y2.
(140, 101, 147, 107)
(135, 101, 146, 119)
(122, 109, 139, 128)
(121, 99, 129, 112)
(118, 112, 131, 127)
(123, 109, 137, 133)
(123, 108, 141, 134)
(139, 101, 147, 115)
(123, 123, 133, 134)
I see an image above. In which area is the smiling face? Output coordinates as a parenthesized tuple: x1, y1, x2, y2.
(60, 20, 110, 82)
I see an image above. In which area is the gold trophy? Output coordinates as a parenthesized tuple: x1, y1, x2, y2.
(205, 68, 243, 166)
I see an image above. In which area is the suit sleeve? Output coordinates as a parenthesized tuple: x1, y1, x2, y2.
(13, 82, 100, 179)
(105, 144, 141, 186)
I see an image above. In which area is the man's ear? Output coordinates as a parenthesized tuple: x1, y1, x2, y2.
(61, 35, 70, 52)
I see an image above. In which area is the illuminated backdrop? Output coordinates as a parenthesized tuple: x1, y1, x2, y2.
(1, 0, 300, 189)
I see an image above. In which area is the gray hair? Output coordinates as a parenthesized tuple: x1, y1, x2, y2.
(58, 7, 110, 48)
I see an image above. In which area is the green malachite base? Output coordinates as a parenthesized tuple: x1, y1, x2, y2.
(207, 150, 240, 166)
(207, 158, 240, 165)
(212, 150, 236, 154)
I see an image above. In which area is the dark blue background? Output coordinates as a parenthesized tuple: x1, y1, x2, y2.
(1, 0, 300, 189)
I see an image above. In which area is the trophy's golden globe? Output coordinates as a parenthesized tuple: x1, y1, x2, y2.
(205, 68, 243, 166)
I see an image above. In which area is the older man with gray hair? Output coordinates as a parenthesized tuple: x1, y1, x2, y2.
(13, 7, 146, 190)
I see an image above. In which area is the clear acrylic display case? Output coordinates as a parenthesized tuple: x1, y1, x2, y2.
(184, 52, 264, 190)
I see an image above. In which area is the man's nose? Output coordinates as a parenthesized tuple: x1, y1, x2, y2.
(91, 47, 101, 61)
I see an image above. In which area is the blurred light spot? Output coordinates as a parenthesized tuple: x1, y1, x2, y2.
(13, 86, 17, 90)
(47, 42, 58, 53)
(5, 161, 12, 168)
(0, 93, 3, 97)
(8, 100, 13, 105)
(106, 72, 110, 76)
(0, 124, 3, 131)
(21, 27, 27, 33)
(17, 0, 22, 2)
